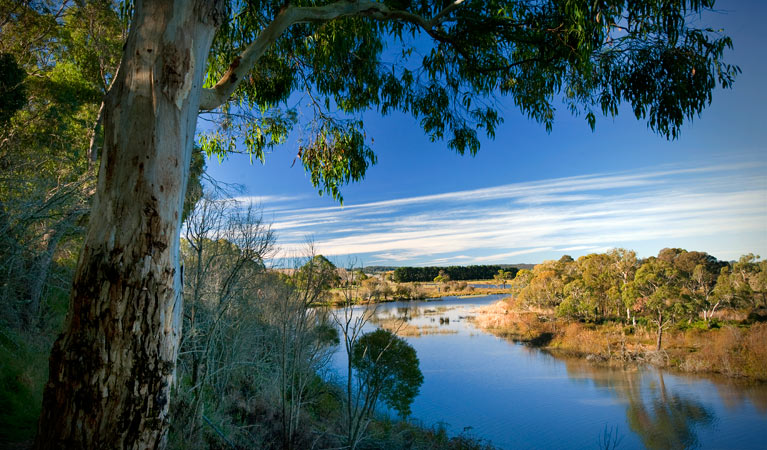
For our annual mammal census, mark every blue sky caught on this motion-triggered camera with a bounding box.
[203,0,767,266]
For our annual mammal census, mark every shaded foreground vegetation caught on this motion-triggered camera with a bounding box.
[1,190,498,449]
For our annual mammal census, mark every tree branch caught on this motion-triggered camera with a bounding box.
[199,0,465,111]
[87,63,120,165]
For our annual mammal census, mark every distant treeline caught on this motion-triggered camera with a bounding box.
[363,266,399,273]
[392,265,519,282]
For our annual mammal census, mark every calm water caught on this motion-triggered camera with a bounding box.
[330,295,767,449]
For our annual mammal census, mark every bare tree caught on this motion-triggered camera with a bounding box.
[261,245,337,449]
[175,193,275,442]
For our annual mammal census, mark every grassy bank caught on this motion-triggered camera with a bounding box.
[472,299,767,381]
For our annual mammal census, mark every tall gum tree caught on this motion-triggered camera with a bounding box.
[35,0,739,448]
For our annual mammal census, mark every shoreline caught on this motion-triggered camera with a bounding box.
[470,300,767,383]
[315,280,511,307]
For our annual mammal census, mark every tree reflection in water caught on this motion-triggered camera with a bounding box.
[563,361,714,449]
[626,371,713,449]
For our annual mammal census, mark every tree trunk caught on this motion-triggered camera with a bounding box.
[656,311,664,351]
[35,1,222,448]
[708,300,721,322]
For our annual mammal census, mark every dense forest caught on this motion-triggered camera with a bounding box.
[392,265,517,283]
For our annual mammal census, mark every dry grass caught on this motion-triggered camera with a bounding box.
[321,280,507,305]
[677,323,767,380]
[472,300,559,346]
[375,318,458,337]
[473,301,767,381]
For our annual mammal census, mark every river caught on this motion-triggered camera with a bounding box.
[329,295,767,449]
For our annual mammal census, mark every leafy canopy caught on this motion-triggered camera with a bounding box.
[199,0,738,202]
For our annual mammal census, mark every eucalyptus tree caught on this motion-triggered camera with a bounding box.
[510,268,534,298]
[687,257,722,322]
[709,266,737,320]
[609,248,639,323]
[730,254,765,310]
[518,258,572,307]
[494,269,513,289]
[578,252,622,318]
[351,328,423,419]
[627,257,686,351]
[36,0,738,448]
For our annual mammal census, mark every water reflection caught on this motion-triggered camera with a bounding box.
[715,381,767,415]
[627,374,714,450]
[559,349,767,449]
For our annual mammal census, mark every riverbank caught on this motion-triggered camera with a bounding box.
[472,299,767,382]
[319,279,510,306]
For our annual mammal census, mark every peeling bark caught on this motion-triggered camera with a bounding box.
[35,1,221,448]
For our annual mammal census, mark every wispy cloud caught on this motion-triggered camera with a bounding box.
[231,194,309,206]
[263,162,767,264]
